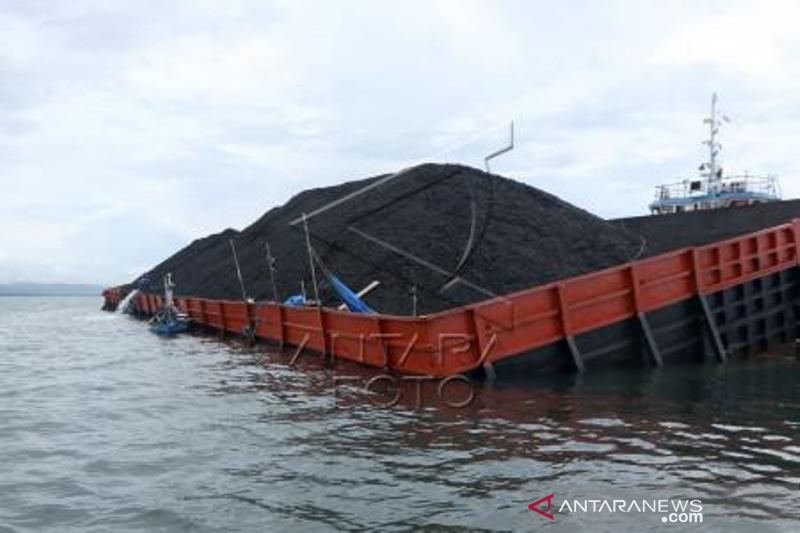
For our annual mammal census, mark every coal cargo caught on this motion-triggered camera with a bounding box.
[614,199,800,256]
[137,163,646,315]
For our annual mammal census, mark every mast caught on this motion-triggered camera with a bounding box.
[702,92,727,192]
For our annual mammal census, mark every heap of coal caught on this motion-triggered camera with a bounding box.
[137,163,646,315]
[613,199,800,256]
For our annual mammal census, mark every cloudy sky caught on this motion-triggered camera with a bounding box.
[1,0,798,285]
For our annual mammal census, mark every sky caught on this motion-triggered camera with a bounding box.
[1,0,799,285]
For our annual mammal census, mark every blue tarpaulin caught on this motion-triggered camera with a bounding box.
[327,274,373,314]
[283,294,306,306]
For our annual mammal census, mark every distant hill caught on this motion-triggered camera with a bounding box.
[0,283,103,296]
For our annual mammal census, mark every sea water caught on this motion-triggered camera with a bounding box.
[0,297,798,532]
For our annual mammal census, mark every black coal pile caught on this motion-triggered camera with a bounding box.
[613,199,800,256]
[137,163,645,315]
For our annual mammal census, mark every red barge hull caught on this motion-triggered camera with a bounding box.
[103,220,800,377]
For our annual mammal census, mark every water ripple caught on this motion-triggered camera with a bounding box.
[0,297,798,532]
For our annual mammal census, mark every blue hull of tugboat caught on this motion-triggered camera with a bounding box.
[150,320,189,336]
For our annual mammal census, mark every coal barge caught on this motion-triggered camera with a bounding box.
[103,98,799,378]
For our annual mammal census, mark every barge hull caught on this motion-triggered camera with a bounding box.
[103,220,800,377]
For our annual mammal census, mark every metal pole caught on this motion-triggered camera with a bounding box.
[302,212,321,304]
[265,241,279,303]
[229,239,247,301]
[709,93,718,181]
[164,273,175,308]
[412,285,418,317]
[484,120,515,173]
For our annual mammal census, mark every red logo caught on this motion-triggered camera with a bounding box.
[528,494,555,520]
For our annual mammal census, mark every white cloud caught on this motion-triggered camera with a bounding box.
[653,1,800,84]
[1,0,798,284]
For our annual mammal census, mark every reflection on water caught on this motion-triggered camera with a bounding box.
[0,297,797,532]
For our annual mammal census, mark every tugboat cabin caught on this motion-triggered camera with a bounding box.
[650,93,781,215]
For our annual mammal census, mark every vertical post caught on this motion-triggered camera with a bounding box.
[277,304,285,349]
[718,286,732,352]
[318,306,328,359]
[557,284,585,372]
[638,313,663,367]
[374,317,390,369]
[690,247,727,360]
[244,301,256,346]
[691,249,703,292]
[699,294,727,362]
[708,94,718,180]
[792,219,800,265]
[218,301,227,339]
[302,213,320,305]
[629,264,663,367]
[265,241,279,303]
[164,273,175,308]
[229,239,247,302]
[757,278,769,352]
[483,361,496,382]
[781,270,797,345]
[742,280,755,355]
[468,308,497,382]
[791,220,800,351]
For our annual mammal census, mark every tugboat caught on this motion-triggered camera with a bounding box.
[149,273,190,336]
[650,93,781,214]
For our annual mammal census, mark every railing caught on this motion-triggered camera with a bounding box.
[653,175,780,202]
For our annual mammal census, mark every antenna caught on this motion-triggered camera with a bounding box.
[702,92,726,188]
[484,120,515,173]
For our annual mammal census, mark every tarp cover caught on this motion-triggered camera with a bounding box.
[328,274,373,313]
[283,294,306,306]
